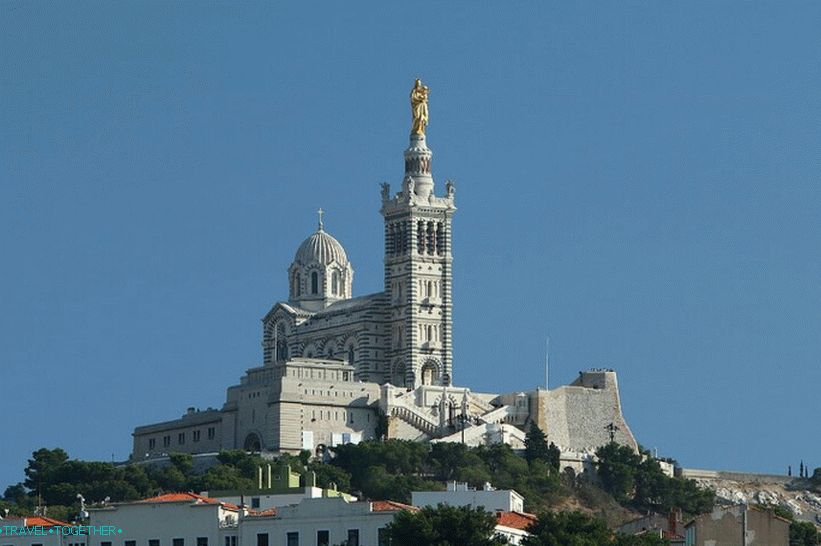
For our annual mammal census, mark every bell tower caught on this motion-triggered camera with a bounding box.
[380,79,456,389]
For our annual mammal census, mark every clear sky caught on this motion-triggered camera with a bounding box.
[2,2,820,492]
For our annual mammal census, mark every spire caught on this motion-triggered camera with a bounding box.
[317,208,325,231]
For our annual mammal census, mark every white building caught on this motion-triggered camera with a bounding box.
[0,516,73,546]
[131,81,638,461]
[85,491,535,546]
[88,493,239,546]
[240,497,407,546]
[412,481,525,513]
[88,493,407,546]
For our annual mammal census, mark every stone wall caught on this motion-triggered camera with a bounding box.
[541,370,637,453]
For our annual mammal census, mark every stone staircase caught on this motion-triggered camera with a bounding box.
[389,404,439,436]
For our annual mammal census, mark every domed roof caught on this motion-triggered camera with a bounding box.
[294,227,349,266]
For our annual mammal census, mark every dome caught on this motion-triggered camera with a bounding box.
[293,227,349,266]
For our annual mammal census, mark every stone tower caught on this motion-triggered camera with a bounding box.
[380,128,456,389]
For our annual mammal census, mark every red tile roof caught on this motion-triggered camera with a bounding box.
[140,492,239,510]
[249,508,278,517]
[371,500,418,512]
[22,516,71,527]
[496,511,538,531]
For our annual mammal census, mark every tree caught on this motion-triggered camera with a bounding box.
[3,483,27,504]
[811,468,821,491]
[790,521,820,546]
[385,504,508,546]
[546,442,561,474]
[522,511,668,546]
[24,448,69,493]
[525,424,550,465]
[595,442,713,515]
[194,465,253,492]
[595,442,641,504]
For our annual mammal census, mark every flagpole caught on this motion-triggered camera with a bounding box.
[545,336,550,391]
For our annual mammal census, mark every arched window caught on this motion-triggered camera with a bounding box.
[276,340,288,362]
[421,361,439,386]
[347,346,355,365]
[293,274,301,296]
[311,271,319,294]
[332,271,339,295]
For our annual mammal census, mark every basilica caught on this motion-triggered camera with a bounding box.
[131,82,637,462]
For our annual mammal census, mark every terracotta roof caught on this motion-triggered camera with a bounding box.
[496,511,538,531]
[140,492,239,510]
[22,516,71,527]
[249,508,278,517]
[371,500,418,512]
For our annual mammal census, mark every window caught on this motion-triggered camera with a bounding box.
[126,541,137,546]
[178,432,185,444]
[149,540,160,546]
[256,534,268,546]
[101,542,112,546]
[286,532,299,546]
[378,528,389,546]
[193,430,200,442]
[347,530,359,546]
[316,531,329,546]
[163,435,171,447]
[251,497,260,508]
[224,538,236,546]
[311,272,319,294]
[174,539,184,546]
[332,271,339,295]
[207,427,215,440]
[148,438,156,449]
[197,538,208,546]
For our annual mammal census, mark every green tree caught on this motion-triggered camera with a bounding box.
[385,504,508,546]
[306,461,352,492]
[811,468,821,491]
[522,511,668,546]
[24,448,69,494]
[595,442,641,504]
[546,442,561,474]
[790,520,820,546]
[525,424,550,465]
[194,465,254,492]
[595,443,713,515]
[3,483,27,504]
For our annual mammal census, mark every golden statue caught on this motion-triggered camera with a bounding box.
[410,78,430,136]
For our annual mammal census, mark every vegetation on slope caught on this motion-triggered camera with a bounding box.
[3,426,718,532]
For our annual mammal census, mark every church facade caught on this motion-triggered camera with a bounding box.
[131,83,637,461]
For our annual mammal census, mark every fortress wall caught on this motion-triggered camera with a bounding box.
[680,468,792,485]
[542,371,638,453]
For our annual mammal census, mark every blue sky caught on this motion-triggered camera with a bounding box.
[2,2,820,492]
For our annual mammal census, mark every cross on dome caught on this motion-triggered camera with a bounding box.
[317,207,324,231]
